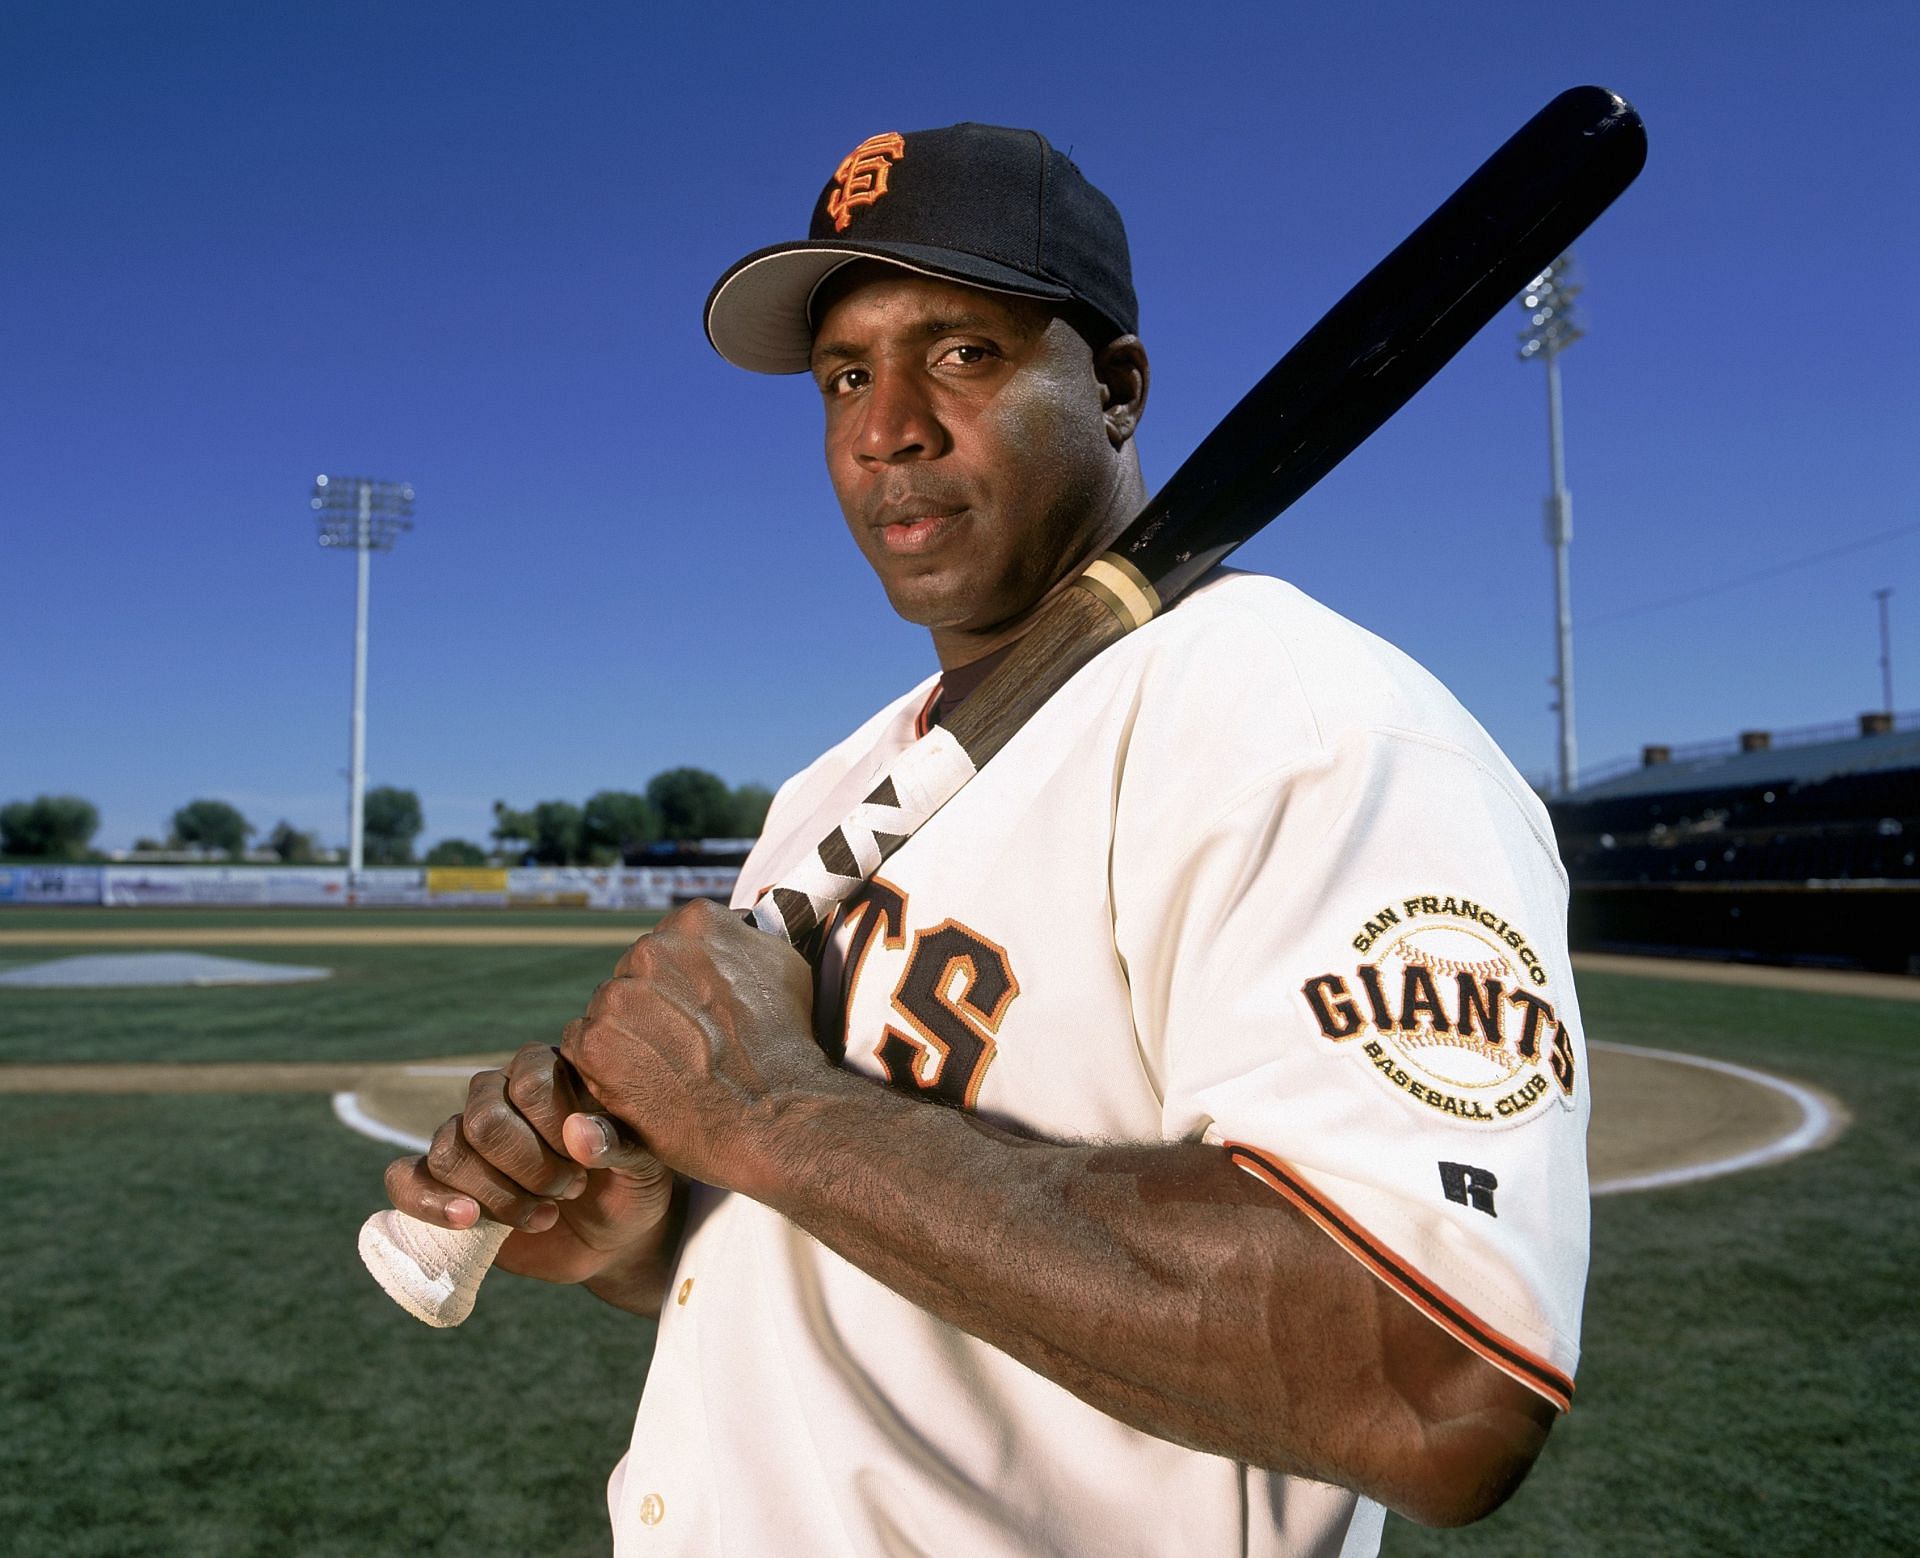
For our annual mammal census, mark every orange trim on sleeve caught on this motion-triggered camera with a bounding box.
[1224,1141,1575,1413]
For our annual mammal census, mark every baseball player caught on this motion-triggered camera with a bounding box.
[385,123,1590,1556]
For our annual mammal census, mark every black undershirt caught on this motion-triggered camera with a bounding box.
[926,639,1021,726]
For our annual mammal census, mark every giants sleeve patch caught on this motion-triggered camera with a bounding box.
[1298,895,1577,1130]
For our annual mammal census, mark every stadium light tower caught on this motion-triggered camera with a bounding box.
[1874,588,1895,713]
[310,475,414,878]
[1517,253,1584,795]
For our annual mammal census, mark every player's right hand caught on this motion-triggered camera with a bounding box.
[383,1041,677,1288]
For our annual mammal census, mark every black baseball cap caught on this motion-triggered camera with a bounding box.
[704,123,1137,375]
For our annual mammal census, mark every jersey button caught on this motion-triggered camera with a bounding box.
[639,1493,665,1527]
[676,1278,694,1306]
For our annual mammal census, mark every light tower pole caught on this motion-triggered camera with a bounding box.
[310,475,414,880]
[1874,588,1895,713]
[1518,254,1584,795]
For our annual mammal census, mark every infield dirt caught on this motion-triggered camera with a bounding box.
[0,1044,1841,1192]
[0,925,1873,1185]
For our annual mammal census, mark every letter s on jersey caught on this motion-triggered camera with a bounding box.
[832,880,1019,1111]
[876,919,1019,1109]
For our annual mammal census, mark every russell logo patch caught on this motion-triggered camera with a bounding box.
[1300,895,1577,1128]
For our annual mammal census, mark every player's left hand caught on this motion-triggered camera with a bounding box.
[559,897,826,1192]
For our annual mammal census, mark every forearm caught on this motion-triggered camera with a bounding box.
[556,900,1550,1519]
[739,1070,1547,1520]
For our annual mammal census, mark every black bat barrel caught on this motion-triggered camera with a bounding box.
[1119,85,1647,611]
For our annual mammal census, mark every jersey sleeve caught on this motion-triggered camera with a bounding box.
[1113,722,1590,1410]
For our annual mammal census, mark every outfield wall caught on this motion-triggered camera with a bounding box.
[0,864,742,910]
[1569,881,1919,975]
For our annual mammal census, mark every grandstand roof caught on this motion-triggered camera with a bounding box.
[1570,727,1920,802]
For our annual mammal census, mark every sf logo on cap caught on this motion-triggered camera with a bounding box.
[827,132,905,231]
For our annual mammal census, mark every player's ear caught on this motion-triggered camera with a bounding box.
[1094,336,1149,448]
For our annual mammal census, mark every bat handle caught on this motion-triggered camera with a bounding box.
[359,726,977,1326]
[357,905,792,1327]
[358,1208,512,1327]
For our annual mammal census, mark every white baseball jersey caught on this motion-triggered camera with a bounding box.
[609,570,1589,1556]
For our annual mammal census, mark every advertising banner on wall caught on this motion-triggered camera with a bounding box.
[100,867,350,906]
[348,868,429,906]
[425,867,510,906]
[599,867,742,909]
[507,867,603,908]
[663,868,743,905]
[3,863,743,910]
[0,865,104,904]
[500,867,743,910]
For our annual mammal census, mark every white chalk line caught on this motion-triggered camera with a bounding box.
[331,1048,1844,1195]
[1588,1040,1840,1195]
[332,1091,432,1152]
[332,1063,488,1150]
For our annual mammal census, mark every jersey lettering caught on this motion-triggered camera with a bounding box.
[1549,1021,1577,1095]
[875,919,1018,1109]
[815,878,908,1062]
[831,880,1018,1109]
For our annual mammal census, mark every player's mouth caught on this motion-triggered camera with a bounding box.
[875,509,966,555]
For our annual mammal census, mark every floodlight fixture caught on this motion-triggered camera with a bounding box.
[1516,255,1585,362]
[309,474,417,886]
[1516,253,1584,796]
[312,474,414,550]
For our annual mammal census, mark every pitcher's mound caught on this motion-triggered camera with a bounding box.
[0,952,332,989]
[332,1044,1847,1196]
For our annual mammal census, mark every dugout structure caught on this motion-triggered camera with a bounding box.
[1549,712,1919,974]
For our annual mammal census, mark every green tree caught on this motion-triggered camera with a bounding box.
[582,790,659,863]
[264,820,320,863]
[528,800,586,865]
[729,783,774,837]
[170,798,252,859]
[647,767,736,842]
[491,801,536,862]
[0,794,100,859]
[425,838,488,867]
[363,786,424,865]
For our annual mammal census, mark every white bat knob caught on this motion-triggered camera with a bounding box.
[358,1211,510,1328]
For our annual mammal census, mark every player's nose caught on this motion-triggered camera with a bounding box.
[854,368,946,466]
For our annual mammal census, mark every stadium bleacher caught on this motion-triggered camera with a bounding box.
[1547,714,1919,973]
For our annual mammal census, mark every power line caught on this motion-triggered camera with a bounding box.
[1587,519,1920,628]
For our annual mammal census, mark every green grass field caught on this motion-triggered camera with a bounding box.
[0,909,661,1065]
[3,915,1916,1554]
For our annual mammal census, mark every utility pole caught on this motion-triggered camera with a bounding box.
[1518,254,1584,795]
[1874,587,1895,713]
[310,475,414,882]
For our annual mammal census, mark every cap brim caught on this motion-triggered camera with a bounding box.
[704,241,1075,375]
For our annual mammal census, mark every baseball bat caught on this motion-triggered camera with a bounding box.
[360,85,1646,1325]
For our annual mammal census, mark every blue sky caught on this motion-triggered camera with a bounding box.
[4,1,1914,851]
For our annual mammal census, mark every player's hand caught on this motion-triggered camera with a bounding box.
[382,1041,676,1287]
[560,897,826,1193]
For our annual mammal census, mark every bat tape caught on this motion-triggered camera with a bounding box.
[1077,552,1161,631]
[752,726,977,942]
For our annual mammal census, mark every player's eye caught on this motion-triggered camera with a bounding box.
[935,343,991,368]
[822,365,870,396]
